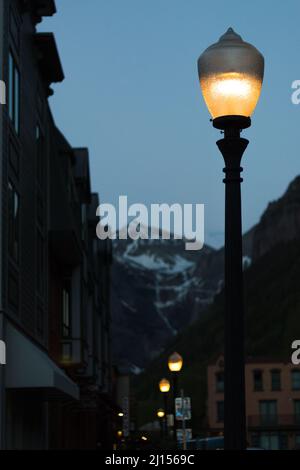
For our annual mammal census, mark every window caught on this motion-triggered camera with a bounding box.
[253,370,263,391]
[62,280,71,338]
[36,231,45,296]
[216,401,224,423]
[292,370,300,391]
[36,125,44,185]
[216,371,224,393]
[36,306,44,338]
[259,432,286,450]
[9,8,20,50]
[61,342,72,363]
[8,181,19,262]
[259,400,277,425]
[294,400,300,424]
[9,139,19,177]
[81,204,87,241]
[8,269,19,311]
[8,51,20,134]
[271,369,281,391]
[250,433,260,448]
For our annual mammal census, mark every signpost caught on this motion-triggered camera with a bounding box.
[175,391,192,450]
[175,396,191,421]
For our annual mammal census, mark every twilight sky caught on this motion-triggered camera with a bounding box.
[39,0,300,248]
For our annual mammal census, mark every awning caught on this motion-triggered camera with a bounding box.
[5,323,79,401]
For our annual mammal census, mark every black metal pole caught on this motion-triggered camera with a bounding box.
[159,418,164,438]
[173,373,178,443]
[163,393,168,437]
[213,115,250,450]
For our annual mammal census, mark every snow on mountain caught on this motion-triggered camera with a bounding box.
[111,235,221,372]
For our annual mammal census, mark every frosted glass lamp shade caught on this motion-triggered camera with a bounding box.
[198,28,264,119]
[168,352,183,372]
[159,378,171,393]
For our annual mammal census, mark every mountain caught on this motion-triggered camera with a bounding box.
[134,238,300,432]
[111,176,300,374]
[252,176,300,260]
[111,236,220,372]
[133,176,300,431]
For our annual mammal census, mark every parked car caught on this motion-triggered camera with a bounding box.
[179,437,264,450]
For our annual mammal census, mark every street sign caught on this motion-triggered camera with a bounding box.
[177,428,192,442]
[175,397,191,420]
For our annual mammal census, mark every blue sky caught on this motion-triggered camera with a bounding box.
[39,0,300,248]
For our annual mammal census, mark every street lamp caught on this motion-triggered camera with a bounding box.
[159,378,171,393]
[197,27,264,450]
[168,352,183,373]
[157,409,165,438]
[159,378,170,436]
[168,352,183,443]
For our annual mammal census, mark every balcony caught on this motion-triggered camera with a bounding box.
[248,414,300,430]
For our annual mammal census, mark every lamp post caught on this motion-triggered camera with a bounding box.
[197,28,264,450]
[157,409,165,438]
[168,352,183,443]
[159,378,170,436]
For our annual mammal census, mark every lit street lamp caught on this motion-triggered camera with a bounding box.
[197,27,264,450]
[157,409,165,438]
[168,352,183,442]
[159,378,170,436]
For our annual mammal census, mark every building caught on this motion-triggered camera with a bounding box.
[0,0,115,449]
[207,355,300,450]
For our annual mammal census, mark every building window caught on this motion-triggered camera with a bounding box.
[216,371,224,393]
[36,306,44,338]
[271,369,281,391]
[216,401,224,423]
[259,400,277,426]
[36,230,45,296]
[8,269,19,311]
[81,204,87,241]
[8,181,19,262]
[62,280,71,338]
[10,9,20,49]
[294,400,300,425]
[253,369,263,391]
[8,51,20,134]
[61,342,72,363]
[9,139,19,177]
[295,433,300,450]
[36,125,44,184]
[292,370,300,391]
[250,433,260,448]
[259,432,284,450]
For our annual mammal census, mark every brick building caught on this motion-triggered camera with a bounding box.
[0,0,116,449]
[207,355,300,450]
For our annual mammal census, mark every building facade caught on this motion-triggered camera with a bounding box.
[0,0,115,449]
[207,355,300,450]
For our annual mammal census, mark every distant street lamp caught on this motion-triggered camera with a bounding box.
[197,27,264,450]
[157,409,165,438]
[168,352,183,373]
[168,352,183,442]
[159,378,171,393]
[159,378,170,436]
